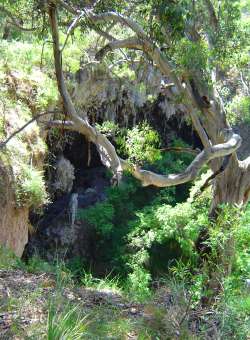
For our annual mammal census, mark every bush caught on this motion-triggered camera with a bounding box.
[125,122,161,164]
[15,164,48,209]
[0,246,24,270]
[227,95,250,124]
[126,265,152,302]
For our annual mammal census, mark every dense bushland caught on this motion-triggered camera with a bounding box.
[0,0,250,338]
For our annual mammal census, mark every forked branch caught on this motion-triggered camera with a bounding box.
[48,2,242,188]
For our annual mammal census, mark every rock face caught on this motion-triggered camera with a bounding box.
[0,161,29,257]
[26,167,109,262]
[72,63,170,126]
[0,68,49,257]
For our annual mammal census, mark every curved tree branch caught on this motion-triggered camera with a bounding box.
[126,133,241,187]
[95,37,143,60]
[48,2,123,181]
[61,12,84,52]
[48,1,243,189]
[46,119,241,188]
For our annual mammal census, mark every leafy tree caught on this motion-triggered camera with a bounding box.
[1,0,250,289]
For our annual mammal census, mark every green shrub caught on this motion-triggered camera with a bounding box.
[0,246,24,270]
[77,202,114,236]
[126,265,152,302]
[125,122,161,164]
[227,95,250,124]
[76,141,195,280]
[81,271,121,293]
[15,164,48,209]
[234,203,250,278]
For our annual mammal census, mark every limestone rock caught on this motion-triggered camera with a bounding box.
[0,161,28,257]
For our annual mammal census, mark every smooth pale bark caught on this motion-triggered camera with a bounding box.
[47,2,250,282]
[48,2,250,204]
[47,1,250,291]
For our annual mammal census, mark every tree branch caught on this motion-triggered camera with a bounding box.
[0,5,38,31]
[95,37,143,60]
[160,147,200,155]
[125,133,241,187]
[48,2,242,189]
[43,120,76,130]
[87,11,147,39]
[56,0,79,15]
[61,12,84,53]
[48,2,123,182]
[202,0,219,33]
[0,111,57,149]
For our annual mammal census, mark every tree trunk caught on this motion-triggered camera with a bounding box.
[200,154,250,300]
[212,155,250,209]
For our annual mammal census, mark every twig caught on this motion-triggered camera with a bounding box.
[0,111,58,150]
[40,40,53,69]
[61,12,84,53]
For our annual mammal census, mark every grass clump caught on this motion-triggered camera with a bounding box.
[47,304,87,340]
[0,246,24,270]
[15,164,48,209]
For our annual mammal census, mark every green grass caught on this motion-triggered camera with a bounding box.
[47,304,88,340]
[0,246,24,270]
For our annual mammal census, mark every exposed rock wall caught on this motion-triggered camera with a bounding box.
[0,68,50,257]
[0,160,29,257]
[72,63,181,127]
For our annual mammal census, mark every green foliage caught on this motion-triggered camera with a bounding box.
[126,265,152,302]
[96,122,163,166]
[15,164,48,209]
[81,271,121,293]
[208,205,241,262]
[95,121,120,136]
[78,202,114,236]
[126,194,208,275]
[0,246,24,270]
[25,255,55,274]
[47,304,87,340]
[76,141,195,302]
[174,39,209,77]
[124,122,161,164]
[153,139,195,176]
[210,0,249,70]
[227,95,250,124]
[218,288,250,339]
[234,208,250,279]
